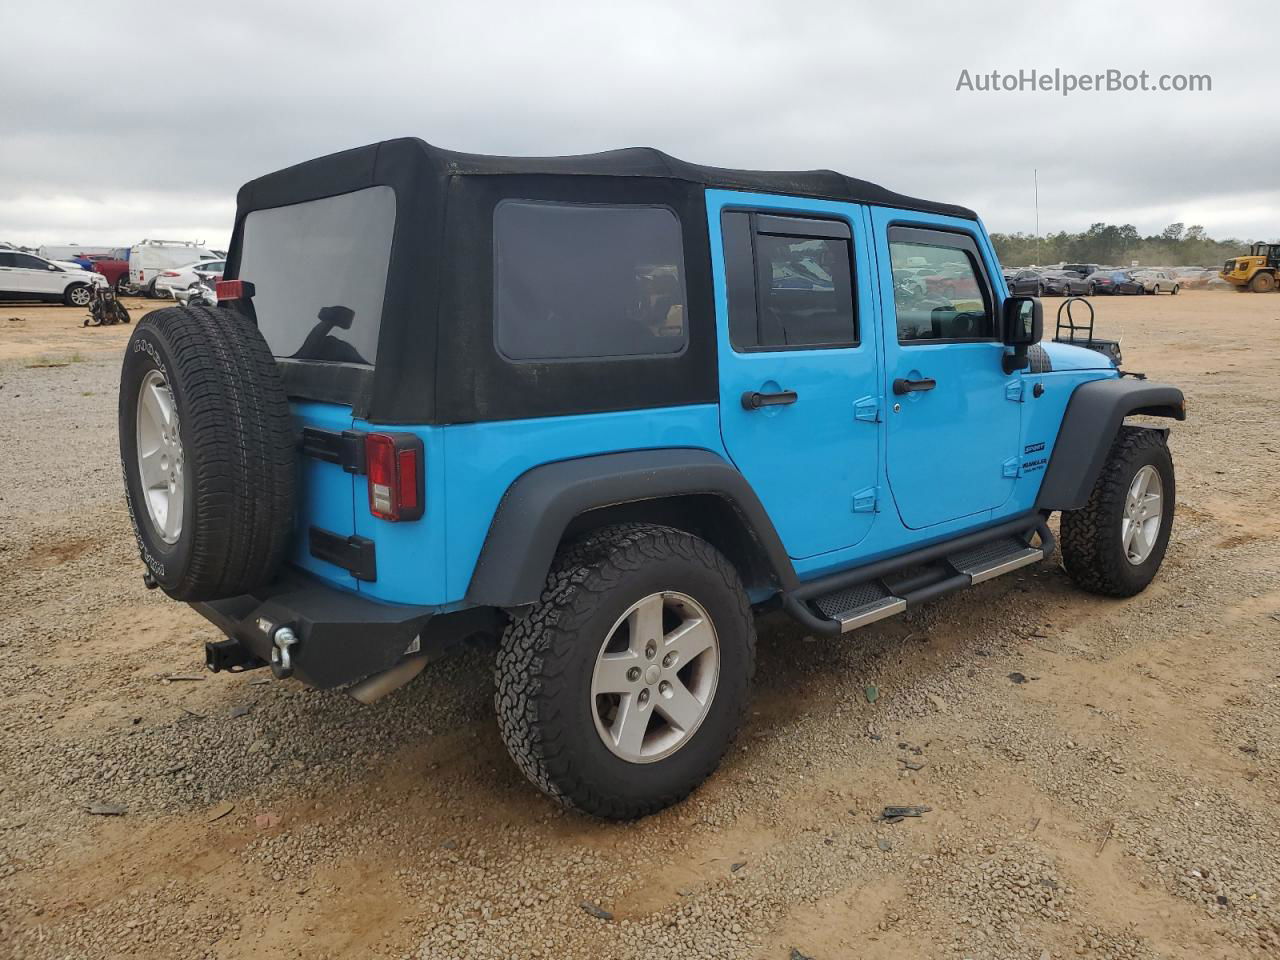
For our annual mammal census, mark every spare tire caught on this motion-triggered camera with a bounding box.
[119,304,296,601]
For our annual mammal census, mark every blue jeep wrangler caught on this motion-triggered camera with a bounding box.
[118,139,1185,819]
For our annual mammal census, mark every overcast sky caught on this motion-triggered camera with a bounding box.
[2,0,1274,248]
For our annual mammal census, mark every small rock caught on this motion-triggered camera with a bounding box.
[864,685,879,704]
[87,802,127,816]
[925,693,946,712]
[228,704,251,719]
[1008,672,1029,684]
[791,950,815,960]
[580,901,613,921]
[877,837,892,852]
[206,801,235,822]
[730,861,747,873]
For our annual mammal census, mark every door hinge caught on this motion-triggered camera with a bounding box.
[1001,456,1021,478]
[1004,380,1025,402]
[853,395,881,423]
[852,486,879,513]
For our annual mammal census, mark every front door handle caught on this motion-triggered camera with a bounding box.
[892,377,937,395]
[741,389,798,410]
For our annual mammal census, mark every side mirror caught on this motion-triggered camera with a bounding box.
[1001,295,1043,372]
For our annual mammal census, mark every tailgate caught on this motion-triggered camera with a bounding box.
[290,401,360,590]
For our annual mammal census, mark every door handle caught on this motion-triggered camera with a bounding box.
[892,377,937,395]
[741,389,798,410]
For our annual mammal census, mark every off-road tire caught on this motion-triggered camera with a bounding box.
[64,283,91,307]
[119,304,295,601]
[1250,271,1276,293]
[1060,427,1175,597]
[495,523,755,819]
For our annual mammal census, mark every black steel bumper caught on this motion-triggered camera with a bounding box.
[192,569,435,689]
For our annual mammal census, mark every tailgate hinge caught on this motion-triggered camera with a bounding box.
[853,395,881,423]
[301,427,367,474]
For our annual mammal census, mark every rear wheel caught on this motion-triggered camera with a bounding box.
[64,283,91,307]
[119,305,296,600]
[1171,284,1179,295]
[495,524,755,819]
[1060,427,1175,597]
[1250,271,1276,293]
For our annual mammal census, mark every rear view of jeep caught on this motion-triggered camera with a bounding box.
[119,138,1185,819]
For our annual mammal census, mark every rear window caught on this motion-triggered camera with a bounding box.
[238,185,396,366]
[493,200,687,361]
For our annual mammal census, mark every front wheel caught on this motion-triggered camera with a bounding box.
[65,283,92,307]
[495,524,755,819]
[1060,427,1175,597]
[1171,284,1179,295]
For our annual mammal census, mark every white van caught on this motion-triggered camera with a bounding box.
[129,240,218,297]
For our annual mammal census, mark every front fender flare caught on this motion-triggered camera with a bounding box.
[1036,378,1186,511]
[464,448,797,608]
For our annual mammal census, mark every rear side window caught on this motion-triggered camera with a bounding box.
[721,211,857,351]
[493,201,687,361]
[238,185,396,366]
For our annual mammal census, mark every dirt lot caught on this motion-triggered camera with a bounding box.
[1,291,1278,960]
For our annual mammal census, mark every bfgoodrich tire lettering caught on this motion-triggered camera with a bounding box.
[1060,427,1175,597]
[118,305,296,601]
[495,524,755,819]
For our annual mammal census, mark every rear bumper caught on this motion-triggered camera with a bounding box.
[192,569,435,689]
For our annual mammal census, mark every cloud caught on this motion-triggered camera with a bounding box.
[1,0,1274,246]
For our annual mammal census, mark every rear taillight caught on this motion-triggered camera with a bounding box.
[214,279,255,301]
[162,270,180,277]
[365,433,424,522]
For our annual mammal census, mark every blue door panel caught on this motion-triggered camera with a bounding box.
[288,401,358,590]
[707,190,882,560]
[868,207,1022,530]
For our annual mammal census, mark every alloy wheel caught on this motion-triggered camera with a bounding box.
[590,591,720,763]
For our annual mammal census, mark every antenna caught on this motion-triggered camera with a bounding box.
[1034,168,1040,265]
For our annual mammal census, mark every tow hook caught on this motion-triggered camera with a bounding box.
[269,626,299,679]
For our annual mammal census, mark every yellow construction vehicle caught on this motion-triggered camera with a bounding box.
[1221,242,1280,292]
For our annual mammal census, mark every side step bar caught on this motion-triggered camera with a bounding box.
[783,515,1055,636]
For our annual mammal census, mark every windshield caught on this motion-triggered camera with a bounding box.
[237,186,396,366]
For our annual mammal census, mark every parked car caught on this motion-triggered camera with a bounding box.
[117,138,1185,819]
[1086,270,1145,295]
[155,259,227,298]
[1133,270,1180,294]
[1007,269,1049,295]
[84,250,132,292]
[0,250,109,305]
[129,239,220,298]
[1039,270,1093,296]
[1062,263,1102,279]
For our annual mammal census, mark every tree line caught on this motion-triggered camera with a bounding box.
[989,222,1264,269]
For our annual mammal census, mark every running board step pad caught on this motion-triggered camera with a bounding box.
[812,581,907,634]
[807,535,1045,634]
[948,536,1045,584]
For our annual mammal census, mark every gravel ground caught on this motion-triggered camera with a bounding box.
[1,291,1277,960]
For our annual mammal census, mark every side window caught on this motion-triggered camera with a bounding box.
[722,211,856,350]
[13,254,51,270]
[0,253,15,267]
[887,227,994,344]
[494,201,687,361]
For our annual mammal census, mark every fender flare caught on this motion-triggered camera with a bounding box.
[464,448,797,608]
[1036,378,1186,511]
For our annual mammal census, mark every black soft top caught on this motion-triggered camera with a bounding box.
[238,138,976,220]
[229,139,979,425]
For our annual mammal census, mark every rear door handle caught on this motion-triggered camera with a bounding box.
[741,389,798,410]
[892,377,937,395]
